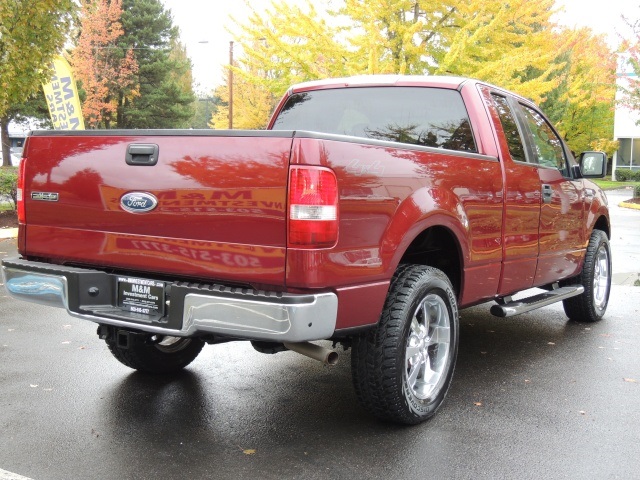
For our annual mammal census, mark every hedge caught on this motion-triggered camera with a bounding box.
[615,169,640,181]
[0,167,18,210]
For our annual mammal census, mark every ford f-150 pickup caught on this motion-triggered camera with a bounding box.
[1,75,611,424]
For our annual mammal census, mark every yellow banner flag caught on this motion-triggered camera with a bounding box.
[42,56,85,130]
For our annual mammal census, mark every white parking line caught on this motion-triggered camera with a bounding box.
[0,469,33,480]
[0,228,18,239]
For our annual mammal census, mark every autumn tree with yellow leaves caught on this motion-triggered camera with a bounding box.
[540,28,617,154]
[434,0,563,103]
[211,3,348,129]
[209,73,276,130]
[212,0,616,154]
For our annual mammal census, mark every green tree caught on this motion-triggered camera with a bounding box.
[0,0,75,165]
[0,167,18,209]
[189,94,220,129]
[116,0,195,128]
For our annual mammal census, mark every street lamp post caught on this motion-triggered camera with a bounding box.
[229,40,234,130]
[195,39,234,129]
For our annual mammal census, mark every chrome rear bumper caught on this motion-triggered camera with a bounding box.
[1,257,338,342]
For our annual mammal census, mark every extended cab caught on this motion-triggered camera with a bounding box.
[2,76,611,424]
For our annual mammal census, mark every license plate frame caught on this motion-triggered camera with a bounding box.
[117,276,165,316]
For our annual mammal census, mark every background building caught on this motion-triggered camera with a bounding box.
[2,120,46,166]
[613,55,640,178]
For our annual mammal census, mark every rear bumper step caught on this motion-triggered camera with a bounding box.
[490,285,584,318]
[1,257,337,342]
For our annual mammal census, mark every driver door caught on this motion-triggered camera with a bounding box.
[516,104,586,286]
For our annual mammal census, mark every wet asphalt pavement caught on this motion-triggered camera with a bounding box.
[1,190,639,480]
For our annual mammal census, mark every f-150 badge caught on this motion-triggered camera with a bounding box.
[31,192,59,201]
[120,192,158,213]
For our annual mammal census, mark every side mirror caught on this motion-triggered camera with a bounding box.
[579,151,607,178]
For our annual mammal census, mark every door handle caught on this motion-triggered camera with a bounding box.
[541,184,553,204]
[126,144,159,166]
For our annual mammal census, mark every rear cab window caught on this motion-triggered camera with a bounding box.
[272,86,477,153]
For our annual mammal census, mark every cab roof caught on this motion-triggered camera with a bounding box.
[289,75,472,94]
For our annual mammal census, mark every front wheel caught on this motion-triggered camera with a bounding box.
[563,229,611,322]
[105,332,205,374]
[351,265,459,425]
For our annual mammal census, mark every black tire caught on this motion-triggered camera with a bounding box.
[105,333,205,374]
[563,229,611,322]
[351,265,459,425]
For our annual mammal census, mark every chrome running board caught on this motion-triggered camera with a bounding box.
[490,285,584,318]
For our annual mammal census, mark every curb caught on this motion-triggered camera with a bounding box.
[619,201,640,211]
[0,228,18,239]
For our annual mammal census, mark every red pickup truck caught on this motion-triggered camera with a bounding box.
[2,76,611,424]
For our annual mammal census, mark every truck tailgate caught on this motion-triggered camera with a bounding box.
[21,130,293,285]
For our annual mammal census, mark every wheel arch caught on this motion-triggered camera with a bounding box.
[380,187,469,300]
[395,223,464,300]
[592,214,610,239]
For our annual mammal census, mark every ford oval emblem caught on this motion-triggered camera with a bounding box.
[120,192,158,213]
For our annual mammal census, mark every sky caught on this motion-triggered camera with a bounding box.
[160,0,634,94]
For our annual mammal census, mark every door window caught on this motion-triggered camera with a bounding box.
[520,105,568,176]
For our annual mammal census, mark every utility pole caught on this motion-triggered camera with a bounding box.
[229,40,234,130]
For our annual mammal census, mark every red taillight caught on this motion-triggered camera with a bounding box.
[17,156,26,223]
[288,166,338,248]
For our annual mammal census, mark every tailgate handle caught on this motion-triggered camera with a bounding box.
[126,144,159,166]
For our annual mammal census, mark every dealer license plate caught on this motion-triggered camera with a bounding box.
[117,277,165,315]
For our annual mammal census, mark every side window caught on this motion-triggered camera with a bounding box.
[520,105,567,174]
[491,94,527,163]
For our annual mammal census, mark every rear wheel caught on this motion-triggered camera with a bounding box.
[105,332,204,374]
[351,265,459,425]
[563,229,611,322]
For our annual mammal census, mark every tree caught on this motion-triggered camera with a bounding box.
[434,0,562,104]
[618,15,640,117]
[227,0,618,141]
[212,2,350,128]
[72,0,138,128]
[2,92,52,150]
[239,2,350,94]
[541,27,617,154]
[116,0,195,128]
[339,0,455,75]
[189,94,220,129]
[210,72,275,129]
[0,0,75,165]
